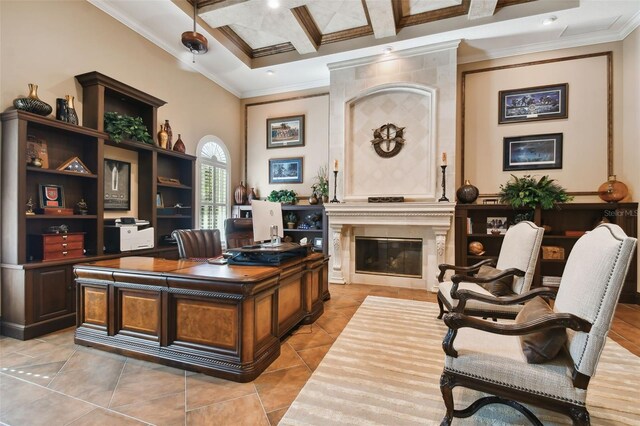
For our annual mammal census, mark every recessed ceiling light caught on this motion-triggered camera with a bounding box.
[266,70,275,76]
[382,46,393,55]
[267,0,280,9]
[542,16,557,25]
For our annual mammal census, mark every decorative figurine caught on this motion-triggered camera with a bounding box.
[26,197,35,215]
[76,198,88,215]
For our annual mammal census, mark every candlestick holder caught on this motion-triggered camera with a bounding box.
[438,165,449,202]
[330,170,339,203]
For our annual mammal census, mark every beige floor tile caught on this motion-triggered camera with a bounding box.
[186,394,269,426]
[266,407,289,425]
[254,365,311,412]
[112,392,185,425]
[286,325,334,351]
[296,344,332,371]
[109,362,185,409]
[264,342,304,373]
[315,312,350,335]
[1,360,66,386]
[36,327,76,346]
[186,373,256,410]
[66,407,149,425]
[0,373,50,416]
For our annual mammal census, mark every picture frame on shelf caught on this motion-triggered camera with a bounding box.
[486,217,508,235]
[57,156,92,174]
[267,115,305,149]
[313,237,323,250]
[269,157,303,184]
[156,192,164,208]
[39,184,65,209]
[104,159,131,210]
[503,133,563,171]
[26,135,49,168]
[499,83,568,124]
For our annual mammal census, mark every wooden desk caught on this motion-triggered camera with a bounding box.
[74,254,329,382]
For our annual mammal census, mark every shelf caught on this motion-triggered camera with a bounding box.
[157,215,192,219]
[541,259,566,263]
[158,183,192,190]
[467,233,505,238]
[27,167,98,179]
[284,228,322,233]
[104,138,155,152]
[26,215,98,220]
[0,109,107,139]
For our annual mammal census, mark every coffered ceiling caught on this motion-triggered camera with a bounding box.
[89,0,640,98]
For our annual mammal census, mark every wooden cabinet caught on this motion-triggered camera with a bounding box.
[455,203,638,303]
[231,204,328,255]
[1,72,195,339]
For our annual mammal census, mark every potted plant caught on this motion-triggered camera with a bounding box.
[311,165,329,203]
[499,174,573,221]
[104,112,153,144]
[267,189,297,204]
[285,211,298,229]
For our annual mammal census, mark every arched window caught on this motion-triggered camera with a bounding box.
[196,137,230,240]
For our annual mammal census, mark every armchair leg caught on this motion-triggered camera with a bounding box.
[569,406,590,426]
[440,372,456,426]
[437,294,445,319]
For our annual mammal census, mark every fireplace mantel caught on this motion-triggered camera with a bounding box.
[324,202,454,290]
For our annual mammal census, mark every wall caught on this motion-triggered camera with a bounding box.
[244,91,329,200]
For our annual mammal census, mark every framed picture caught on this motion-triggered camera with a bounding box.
[104,159,131,210]
[503,133,563,171]
[267,115,305,149]
[487,217,508,234]
[499,83,568,124]
[313,237,323,250]
[156,192,164,207]
[269,157,303,184]
[39,184,65,209]
[26,135,49,168]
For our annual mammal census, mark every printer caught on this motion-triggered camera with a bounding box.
[104,218,154,252]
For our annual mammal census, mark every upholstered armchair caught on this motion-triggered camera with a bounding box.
[437,221,544,319]
[225,218,254,249]
[172,229,222,259]
[439,223,637,425]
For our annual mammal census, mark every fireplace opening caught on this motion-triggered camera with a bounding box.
[355,237,422,278]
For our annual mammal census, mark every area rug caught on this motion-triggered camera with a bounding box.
[281,296,640,425]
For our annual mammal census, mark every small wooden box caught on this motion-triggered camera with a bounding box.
[542,246,565,260]
[29,232,85,261]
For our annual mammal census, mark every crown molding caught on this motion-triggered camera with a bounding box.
[240,78,330,99]
[620,9,640,39]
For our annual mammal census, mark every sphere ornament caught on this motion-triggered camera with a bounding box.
[456,179,479,204]
[597,175,628,203]
[468,241,485,256]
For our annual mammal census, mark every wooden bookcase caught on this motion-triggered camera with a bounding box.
[0,72,195,339]
[455,203,638,303]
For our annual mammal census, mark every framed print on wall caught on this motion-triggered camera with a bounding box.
[267,115,305,148]
[503,133,563,171]
[269,157,303,184]
[104,159,131,210]
[499,83,568,124]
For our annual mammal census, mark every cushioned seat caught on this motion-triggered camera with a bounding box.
[224,218,254,249]
[437,221,544,319]
[172,229,222,259]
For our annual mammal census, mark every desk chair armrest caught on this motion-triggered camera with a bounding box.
[438,258,495,283]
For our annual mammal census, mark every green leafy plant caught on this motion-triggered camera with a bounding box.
[267,189,297,204]
[104,112,153,144]
[311,165,329,198]
[499,174,573,210]
[285,212,298,224]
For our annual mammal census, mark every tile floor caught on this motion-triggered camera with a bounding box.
[1,283,639,425]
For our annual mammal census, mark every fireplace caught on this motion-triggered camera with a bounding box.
[355,237,422,278]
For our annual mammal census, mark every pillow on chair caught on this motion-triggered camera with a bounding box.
[476,265,516,297]
[515,296,567,363]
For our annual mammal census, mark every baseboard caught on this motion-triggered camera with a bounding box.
[0,314,75,340]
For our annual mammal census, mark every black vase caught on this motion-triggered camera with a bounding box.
[14,84,53,116]
[65,95,78,125]
[456,179,479,204]
[56,98,68,122]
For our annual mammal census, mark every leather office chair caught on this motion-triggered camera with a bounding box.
[172,229,222,259]
[225,218,254,249]
[437,221,544,320]
[439,223,637,425]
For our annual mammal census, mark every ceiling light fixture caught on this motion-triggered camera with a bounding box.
[382,46,393,55]
[182,0,208,63]
[268,0,280,9]
[542,15,557,25]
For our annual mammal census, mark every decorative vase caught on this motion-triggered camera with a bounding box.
[248,187,258,204]
[14,84,53,116]
[157,125,168,149]
[322,195,329,204]
[598,175,628,202]
[308,194,318,205]
[55,98,68,122]
[173,134,186,153]
[163,120,173,150]
[234,182,248,205]
[456,179,479,204]
[65,95,78,125]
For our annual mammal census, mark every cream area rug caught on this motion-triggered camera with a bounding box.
[281,296,640,425]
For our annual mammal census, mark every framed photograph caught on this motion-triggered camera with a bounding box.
[156,192,164,208]
[487,217,508,235]
[269,157,303,184]
[499,83,568,124]
[39,184,65,209]
[104,159,131,210]
[26,135,49,168]
[503,133,563,171]
[313,237,323,250]
[267,115,305,149]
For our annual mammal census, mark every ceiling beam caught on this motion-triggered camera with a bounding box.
[364,0,397,39]
[468,0,498,20]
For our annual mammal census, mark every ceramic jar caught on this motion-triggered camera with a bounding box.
[598,175,628,202]
[14,84,53,116]
[456,179,479,204]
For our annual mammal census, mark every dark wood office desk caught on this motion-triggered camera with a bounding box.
[74,254,329,382]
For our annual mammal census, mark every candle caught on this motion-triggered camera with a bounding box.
[441,152,447,166]
[334,159,339,171]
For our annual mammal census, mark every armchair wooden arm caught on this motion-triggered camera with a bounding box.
[442,311,592,358]
[449,268,525,302]
[454,286,557,313]
[437,258,495,283]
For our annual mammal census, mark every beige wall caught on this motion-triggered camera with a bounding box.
[244,92,329,200]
